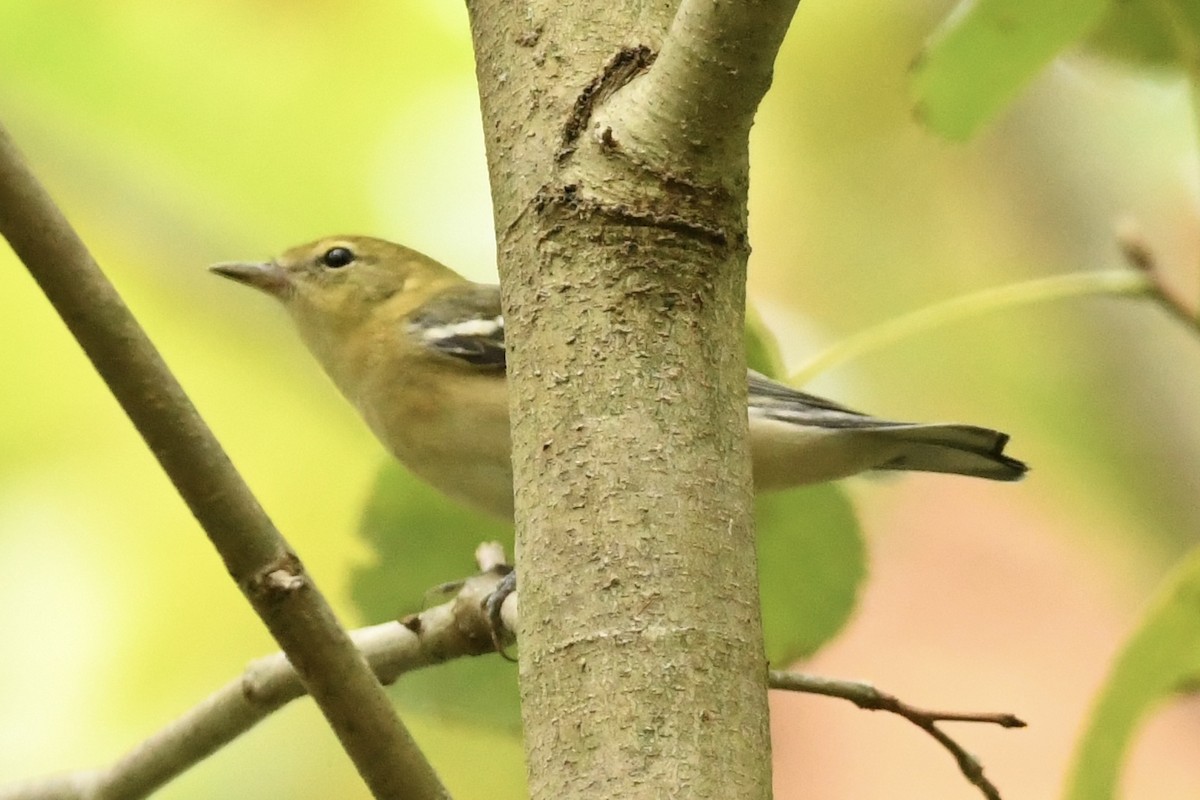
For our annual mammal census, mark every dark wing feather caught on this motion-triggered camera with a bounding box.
[747,370,860,414]
[747,370,910,429]
[406,283,506,369]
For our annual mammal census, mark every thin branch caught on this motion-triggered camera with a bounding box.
[0,123,447,800]
[1116,220,1200,337]
[3,544,1020,800]
[788,269,1153,386]
[769,670,1023,800]
[0,545,516,800]
[788,224,1200,388]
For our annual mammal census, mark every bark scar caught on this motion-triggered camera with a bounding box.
[244,552,308,605]
[535,183,731,248]
[559,45,657,162]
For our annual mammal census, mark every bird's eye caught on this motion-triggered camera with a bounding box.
[320,246,355,269]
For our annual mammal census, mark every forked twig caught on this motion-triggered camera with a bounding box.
[769,670,1024,800]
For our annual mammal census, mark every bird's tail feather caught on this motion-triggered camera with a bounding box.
[874,424,1027,481]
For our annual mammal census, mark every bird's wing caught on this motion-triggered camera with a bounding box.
[746,370,909,429]
[403,298,926,434]
[406,283,507,369]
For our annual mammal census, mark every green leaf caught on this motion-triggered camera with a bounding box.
[757,484,865,664]
[1084,0,1200,71]
[746,304,787,376]
[352,463,521,729]
[912,0,1111,140]
[355,461,866,707]
[747,311,866,663]
[1064,546,1200,800]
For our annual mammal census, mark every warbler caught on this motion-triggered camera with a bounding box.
[211,236,1026,518]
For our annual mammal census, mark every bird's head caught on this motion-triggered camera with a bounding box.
[211,235,462,382]
[213,235,455,317]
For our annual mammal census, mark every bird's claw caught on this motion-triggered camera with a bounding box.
[483,566,516,661]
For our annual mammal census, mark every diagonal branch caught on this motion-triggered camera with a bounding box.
[769,670,1024,800]
[0,546,516,800]
[2,542,1020,800]
[0,123,447,800]
[1116,220,1200,337]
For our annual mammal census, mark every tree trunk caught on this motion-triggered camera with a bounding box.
[465,1,798,796]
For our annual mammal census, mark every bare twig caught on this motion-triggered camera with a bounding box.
[0,123,447,800]
[769,670,1024,800]
[3,541,1021,800]
[1116,220,1200,337]
[0,546,516,800]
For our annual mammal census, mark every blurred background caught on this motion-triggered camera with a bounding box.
[1,1,1197,798]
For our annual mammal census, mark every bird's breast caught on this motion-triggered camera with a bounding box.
[359,367,515,518]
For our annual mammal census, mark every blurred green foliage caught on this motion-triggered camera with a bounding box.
[354,463,522,730]
[354,459,865,727]
[1086,0,1200,70]
[912,0,1111,140]
[913,0,1200,140]
[1,1,1198,799]
[1065,547,1200,800]
[746,312,866,664]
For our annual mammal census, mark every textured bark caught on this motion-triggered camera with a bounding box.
[465,1,799,797]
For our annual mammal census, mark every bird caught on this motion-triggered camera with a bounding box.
[210,235,1026,520]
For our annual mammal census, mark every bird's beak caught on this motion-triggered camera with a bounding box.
[209,260,292,299]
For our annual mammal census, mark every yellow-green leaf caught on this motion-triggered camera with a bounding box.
[1085,0,1200,71]
[912,0,1111,140]
[1064,546,1200,800]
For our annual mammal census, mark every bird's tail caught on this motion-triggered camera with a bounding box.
[873,423,1028,481]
